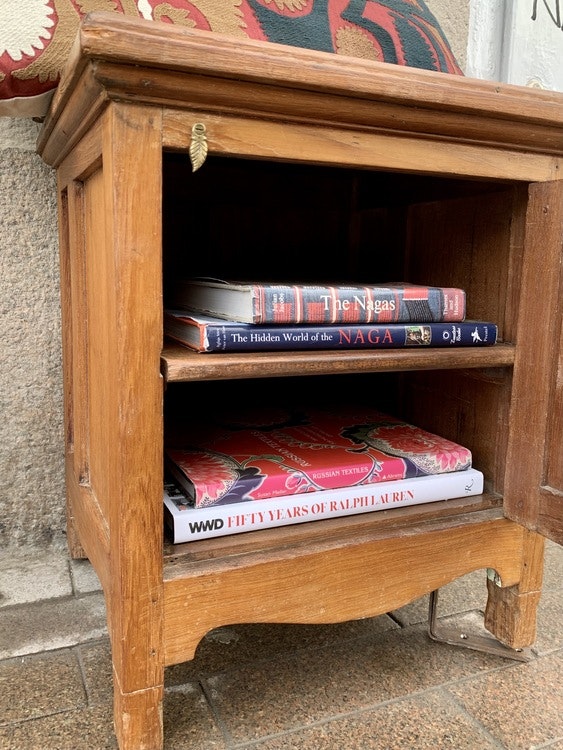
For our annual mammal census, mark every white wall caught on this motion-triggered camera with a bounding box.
[468,0,563,91]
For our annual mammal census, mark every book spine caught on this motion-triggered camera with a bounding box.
[441,288,466,322]
[254,285,466,324]
[180,321,497,352]
[164,469,484,543]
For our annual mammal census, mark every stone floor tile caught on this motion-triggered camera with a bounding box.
[535,589,563,655]
[78,640,113,706]
[0,548,71,607]
[543,540,563,592]
[163,685,228,750]
[167,615,399,684]
[77,640,233,748]
[447,650,563,750]
[390,568,488,626]
[0,671,225,750]
[69,558,102,595]
[0,704,118,750]
[0,592,107,659]
[248,690,500,750]
[0,649,85,724]
[1,540,561,750]
[202,625,506,744]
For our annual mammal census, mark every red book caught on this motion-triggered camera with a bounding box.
[165,405,472,508]
[168,279,466,324]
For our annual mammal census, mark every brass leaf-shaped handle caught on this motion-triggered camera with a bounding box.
[189,123,208,172]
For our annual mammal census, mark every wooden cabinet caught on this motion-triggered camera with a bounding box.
[38,12,563,750]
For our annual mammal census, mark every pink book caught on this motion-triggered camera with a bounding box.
[165,405,472,508]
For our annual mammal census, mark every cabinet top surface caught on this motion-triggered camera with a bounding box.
[38,10,563,167]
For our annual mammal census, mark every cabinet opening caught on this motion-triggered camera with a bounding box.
[163,370,509,503]
[162,152,525,340]
[161,153,524,522]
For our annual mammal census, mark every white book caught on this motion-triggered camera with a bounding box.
[163,468,484,543]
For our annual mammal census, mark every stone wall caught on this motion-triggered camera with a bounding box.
[426,0,469,72]
[0,119,65,547]
[0,3,470,550]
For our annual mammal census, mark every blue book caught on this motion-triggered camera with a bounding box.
[165,311,497,353]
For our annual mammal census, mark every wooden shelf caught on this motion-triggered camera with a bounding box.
[161,342,516,382]
[163,492,503,567]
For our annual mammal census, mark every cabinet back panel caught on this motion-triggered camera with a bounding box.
[405,188,523,332]
[398,369,511,493]
[162,154,513,299]
[163,156,380,282]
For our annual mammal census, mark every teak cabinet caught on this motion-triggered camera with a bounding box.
[38,12,563,750]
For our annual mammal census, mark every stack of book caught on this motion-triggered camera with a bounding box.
[164,278,498,352]
[163,403,484,543]
[162,279,491,543]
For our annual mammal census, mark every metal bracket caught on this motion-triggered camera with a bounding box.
[427,590,534,662]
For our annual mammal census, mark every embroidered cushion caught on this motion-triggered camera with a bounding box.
[0,1,463,118]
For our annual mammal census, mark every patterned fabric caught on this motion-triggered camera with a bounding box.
[0,1,463,118]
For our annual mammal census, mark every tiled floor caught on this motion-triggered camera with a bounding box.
[1,541,562,750]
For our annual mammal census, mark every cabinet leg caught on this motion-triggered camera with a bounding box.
[484,530,545,649]
[113,677,164,750]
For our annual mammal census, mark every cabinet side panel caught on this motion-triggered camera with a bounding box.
[504,180,563,544]
[405,187,520,328]
[58,183,88,558]
[545,256,563,494]
[83,167,113,522]
[399,369,510,493]
[65,182,91,488]
[539,196,563,543]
